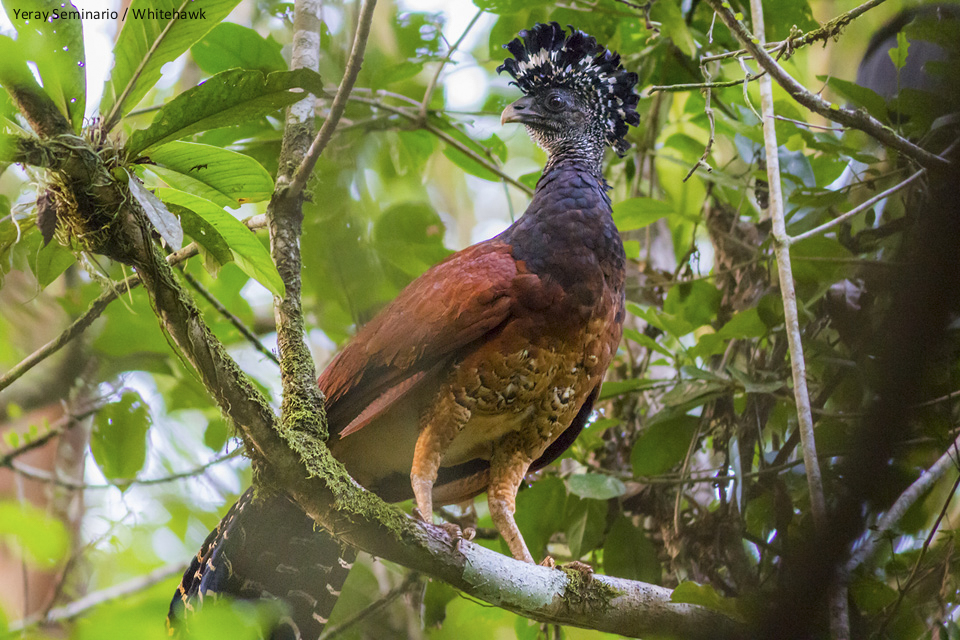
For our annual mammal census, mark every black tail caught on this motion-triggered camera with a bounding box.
[168,487,356,640]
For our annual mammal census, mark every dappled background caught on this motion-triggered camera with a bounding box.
[1,0,959,637]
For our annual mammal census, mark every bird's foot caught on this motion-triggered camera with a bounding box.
[412,506,435,524]
[438,521,476,551]
[413,508,475,551]
[539,556,556,568]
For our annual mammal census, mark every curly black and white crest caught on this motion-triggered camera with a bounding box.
[497,22,640,154]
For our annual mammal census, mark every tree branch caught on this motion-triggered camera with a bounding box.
[0,215,268,394]
[747,0,826,534]
[418,9,485,123]
[345,94,534,196]
[182,270,278,366]
[789,170,924,244]
[288,0,378,198]
[703,0,949,169]
[9,561,190,631]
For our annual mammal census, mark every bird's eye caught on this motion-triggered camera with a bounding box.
[545,93,566,111]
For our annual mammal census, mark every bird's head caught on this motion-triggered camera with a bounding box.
[498,22,640,164]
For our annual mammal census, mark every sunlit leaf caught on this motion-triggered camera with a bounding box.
[156,188,283,296]
[91,391,152,485]
[191,21,287,75]
[566,473,626,500]
[101,0,243,127]
[127,68,323,155]
[128,173,184,250]
[143,141,274,208]
[3,0,85,131]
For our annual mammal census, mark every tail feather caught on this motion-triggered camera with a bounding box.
[168,487,356,640]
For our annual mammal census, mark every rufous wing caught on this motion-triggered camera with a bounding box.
[318,240,521,435]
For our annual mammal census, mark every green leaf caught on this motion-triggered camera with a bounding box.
[514,476,567,560]
[191,22,287,75]
[442,146,500,182]
[101,0,243,127]
[32,237,76,287]
[604,517,660,584]
[204,417,229,451]
[372,202,450,281]
[564,497,606,558]
[128,173,184,250]
[613,197,674,232]
[156,188,284,296]
[0,501,69,567]
[889,31,910,71]
[566,473,626,500]
[631,414,699,477]
[650,0,696,57]
[0,35,60,125]
[127,68,323,155]
[143,141,274,208]
[821,77,888,122]
[672,581,742,619]
[4,0,85,131]
[850,575,898,614]
[664,280,723,329]
[372,60,424,88]
[91,391,151,485]
[718,308,767,339]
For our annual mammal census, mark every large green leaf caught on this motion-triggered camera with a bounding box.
[101,0,242,129]
[631,414,700,477]
[126,68,323,155]
[566,473,626,500]
[91,391,152,485]
[3,0,85,131]
[191,22,287,75]
[604,517,661,584]
[564,497,606,559]
[156,188,283,296]
[144,141,274,208]
[613,197,674,232]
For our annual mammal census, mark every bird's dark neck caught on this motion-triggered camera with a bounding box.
[541,140,606,181]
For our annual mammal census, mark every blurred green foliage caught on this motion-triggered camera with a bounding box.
[0,0,958,637]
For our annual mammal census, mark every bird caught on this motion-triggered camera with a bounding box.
[168,22,640,639]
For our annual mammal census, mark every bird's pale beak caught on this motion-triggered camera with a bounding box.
[501,96,537,125]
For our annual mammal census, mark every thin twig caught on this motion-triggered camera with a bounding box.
[346,94,534,195]
[8,447,243,490]
[320,572,422,639]
[9,561,189,630]
[878,465,960,635]
[748,0,827,539]
[772,114,845,131]
[182,271,279,366]
[418,9,484,123]
[648,73,764,94]
[288,0,378,198]
[0,407,99,468]
[683,60,717,181]
[789,170,924,244]
[700,0,890,64]
[0,216,268,394]
[704,0,948,169]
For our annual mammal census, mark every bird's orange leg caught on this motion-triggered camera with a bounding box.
[488,436,535,563]
[410,391,471,523]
